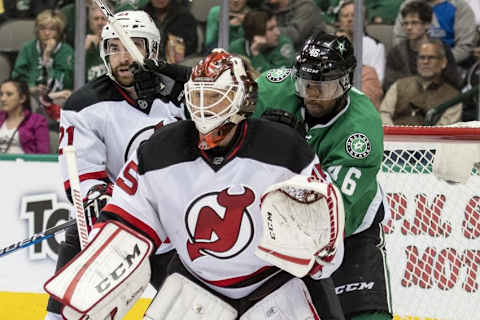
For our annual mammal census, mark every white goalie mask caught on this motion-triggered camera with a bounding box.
[184,49,257,135]
[100,10,160,77]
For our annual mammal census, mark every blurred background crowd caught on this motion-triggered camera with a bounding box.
[0,0,478,155]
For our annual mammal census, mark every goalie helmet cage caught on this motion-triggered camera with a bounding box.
[380,124,480,320]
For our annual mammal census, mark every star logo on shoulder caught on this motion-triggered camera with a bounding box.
[337,41,347,55]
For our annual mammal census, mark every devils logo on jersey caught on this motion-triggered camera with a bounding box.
[186,186,255,261]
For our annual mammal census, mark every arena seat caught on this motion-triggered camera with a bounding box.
[0,19,35,52]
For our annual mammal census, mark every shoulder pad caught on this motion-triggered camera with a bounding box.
[265,68,292,83]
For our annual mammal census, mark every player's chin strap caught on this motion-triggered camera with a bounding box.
[197,114,246,150]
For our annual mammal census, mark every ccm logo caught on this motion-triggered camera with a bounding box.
[335,281,374,294]
[266,211,276,240]
[95,244,142,294]
[301,67,319,73]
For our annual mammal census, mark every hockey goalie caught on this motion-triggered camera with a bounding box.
[44,49,345,319]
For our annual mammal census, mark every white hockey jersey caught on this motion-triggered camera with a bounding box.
[103,119,321,299]
[58,75,186,198]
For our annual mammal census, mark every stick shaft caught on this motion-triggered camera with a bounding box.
[63,146,89,249]
[0,219,76,258]
[93,0,145,65]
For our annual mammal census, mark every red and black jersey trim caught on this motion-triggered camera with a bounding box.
[63,170,109,191]
[101,204,162,249]
[197,265,280,289]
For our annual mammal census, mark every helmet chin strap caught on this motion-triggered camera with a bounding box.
[197,114,246,150]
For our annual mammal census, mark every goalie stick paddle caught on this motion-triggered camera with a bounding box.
[63,146,89,249]
[0,219,76,258]
[93,0,146,66]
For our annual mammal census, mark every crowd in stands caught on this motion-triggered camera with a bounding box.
[0,0,478,155]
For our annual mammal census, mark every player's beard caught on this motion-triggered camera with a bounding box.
[112,63,134,87]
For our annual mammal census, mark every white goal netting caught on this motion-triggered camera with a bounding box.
[379,125,480,320]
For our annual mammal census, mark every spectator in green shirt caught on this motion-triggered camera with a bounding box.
[205,0,250,51]
[85,3,108,82]
[229,8,295,73]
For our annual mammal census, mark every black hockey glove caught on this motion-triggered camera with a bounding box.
[132,59,191,107]
[83,183,113,232]
[261,109,307,137]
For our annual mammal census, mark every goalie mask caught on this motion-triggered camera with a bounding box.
[100,10,160,80]
[293,32,356,101]
[185,49,257,149]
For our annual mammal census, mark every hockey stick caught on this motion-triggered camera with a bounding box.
[93,0,145,66]
[63,146,89,249]
[0,219,77,258]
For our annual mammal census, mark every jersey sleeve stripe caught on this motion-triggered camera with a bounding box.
[257,246,311,265]
[102,203,162,248]
[63,171,109,190]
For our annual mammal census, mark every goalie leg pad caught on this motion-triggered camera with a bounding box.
[240,278,320,320]
[44,221,153,320]
[256,175,345,278]
[143,273,238,320]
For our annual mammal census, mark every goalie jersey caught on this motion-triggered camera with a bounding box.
[253,69,387,237]
[59,75,186,198]
[102,119,324,299]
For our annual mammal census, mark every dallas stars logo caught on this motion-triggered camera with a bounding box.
[345,133,371,159]
[266,68,291,83]
[337,41,347,55]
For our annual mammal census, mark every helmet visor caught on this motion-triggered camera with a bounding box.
[294,75,349,101]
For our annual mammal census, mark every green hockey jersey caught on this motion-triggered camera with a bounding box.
[253,68,385,237]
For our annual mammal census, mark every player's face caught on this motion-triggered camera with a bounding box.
[300,80,343,117]
[265,17,280,47]
[106,38,147,87]
[0,82,25,113]
[189,88,237,118]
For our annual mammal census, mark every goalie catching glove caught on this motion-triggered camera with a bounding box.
[256,175,345,278]
[44,221,153,320]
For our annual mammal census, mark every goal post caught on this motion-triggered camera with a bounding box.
[380,124,480,320]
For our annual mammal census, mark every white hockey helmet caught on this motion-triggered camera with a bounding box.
[100,10,160,76]
[184,49,257,135]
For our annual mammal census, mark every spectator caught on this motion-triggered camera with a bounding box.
[229,9,295,72]
[11,9,74,104]
[205,0,250,51]
[0,79,49,154]
[465,0,480,26]
[119,0,198,63]
[384,0,461,92]
[380,38,462,125]
[393,0,476,65]
[264,0,324,49]
[85,4,108,82]
[336,0,386,83]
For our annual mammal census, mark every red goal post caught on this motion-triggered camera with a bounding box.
[380,124,480,320]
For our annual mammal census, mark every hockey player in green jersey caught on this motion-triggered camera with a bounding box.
[253,32,392,320]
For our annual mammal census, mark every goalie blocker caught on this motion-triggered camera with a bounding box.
[44,221,152,320]
[256,175,345,278]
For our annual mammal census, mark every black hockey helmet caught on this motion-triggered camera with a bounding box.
[293,32,357,100]
[294,31,356,81]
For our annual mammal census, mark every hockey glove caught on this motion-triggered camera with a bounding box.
[260,109,307,137]
[83,183,113,232]
[132,59,181,107]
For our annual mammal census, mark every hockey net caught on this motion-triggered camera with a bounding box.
[379,124,480,320]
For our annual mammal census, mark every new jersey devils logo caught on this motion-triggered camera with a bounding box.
[186,186,255,261]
